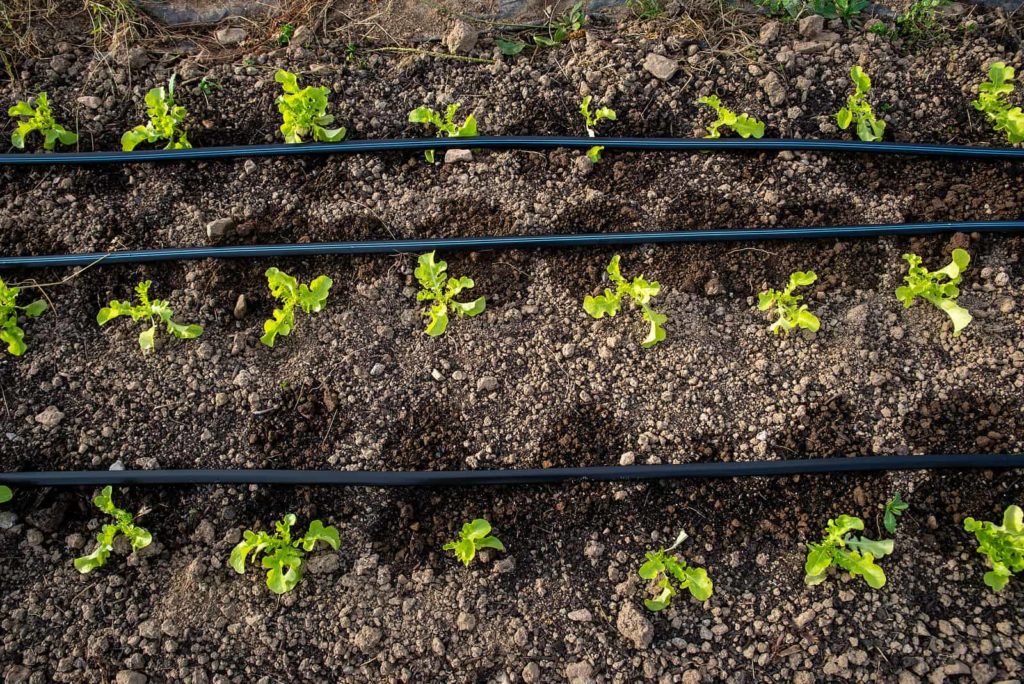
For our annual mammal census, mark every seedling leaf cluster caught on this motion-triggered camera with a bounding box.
[964,505,1024,592]
[275,69,346,144]
[805,514,893,588]
[583,255,666,348]
[75,486,152,574]
[697,95,765,139]
[408,104,478,163]
[895,249,972,337]
[231,514,340,593]
[415,251,486,336]
[836,67,885,142]
[122,76,191,151]
[757,271,820,335]
[8,92,78,150]
[580,95,616,162]
[638,530,713,611]
[261,268,333,347]
[0,276,47,356]
[97,280,203,351]
[443,518,505,566]
[973,62,1024,144]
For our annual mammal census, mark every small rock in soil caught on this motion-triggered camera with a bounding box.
[444,149,473,164]
[446,20,478,54]
[206,217,235,240]
[643,53,678,81]
[215,27,247,46]
[617,602,654,649]
[34,406,64,429]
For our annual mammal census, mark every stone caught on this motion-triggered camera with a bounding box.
[522,662,541,684]
[643,53,678,81]
[77,96,103,110]
[206,217,235,240]
[233,294,248,319]
[456,612,476,631]
[215,27,247,46]
[565,661,594,684]
[568,608,593,622]
[798,14,825,37]
[352,625,381,654]
[759,21,780,44]
[34,406,64,429]
[575,154,594,175]
[760,72,787,107]
[446,20,478,54]
[444,149,473,164]
[305,552,340,575]
[115,672,147,684]
[477,376,498,392]
[616,602,654,649]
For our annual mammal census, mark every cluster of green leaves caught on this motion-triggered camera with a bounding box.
[74,486,152,574]
[8,92,78,150]
[811,0,868,23]
[757,271,820,336]
[407,104,477,163]
[804,514,893,589]
[584,255,666,348]
[750,0,802,18]
[122,76,191,151]
[972,62,1024,144]
[414,251,486,337]
[276,23,295,46]
[443,518,505,566]
[0,485,11,504]
[836,66,885,142]
[495,1,586,55]
[638,530,713,612]
[697,95,765,139]
[230,514,340,593]
[275,69,346,144]
[0,276,47,356]
[874,0,951,43]
[626,0,666,20]
[884,491,909,534]
[580,95,617,162]
[895,248,972,337]
[261,268,333,347]
[97,280,203,352]
[963,505,1024,592]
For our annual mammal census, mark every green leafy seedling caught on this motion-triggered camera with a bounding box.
[533,1,586,47]
[230,514,340,594]
[697,95,764,139]
[74,486,152,574]
[414,252,486,336]
[122,75,191,151]
[836,66,885,142]
[805,514,893,589]
[98,280,202,352]
[895,249,972,336]
[757,271,820,336]
[964,505,1024,592]
[275,69,346,144]
[972,62,1024,144]
[0,276,47,356]
[638,529,713,612]
[812,0,868,23]
[260,268,333,347]
[443,518,505,566]
[408,103,478,163]
[0,485,11,504]
[8,92,78,150]
[580,95,617,162]
[276,23,295,46]
[584,255,666,348]
[884,491,909,534]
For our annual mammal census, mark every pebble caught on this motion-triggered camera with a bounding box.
[233,295,248,319]
[34,406,64,429]
[446,20,478,54]
[643,53,678,81]
[456,612,476,631]
[477,376,498,392]
[616,602,654,649]
[444,149,473,164]
[215,27,247,46]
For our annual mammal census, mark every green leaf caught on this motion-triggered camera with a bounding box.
[138,325,156,351]
[846,536,895,558]
[453,537,475,565]
[496,38,527,55]
[74,542,112,574]
[805,544,833,577]
[984,569,1011,592]
[477,535,506,552]
[300,520,341,552]
[1004,505,1024,533]
[1,326,27,356]
[230,531,265,574]
[263,547,303,594]
[843,551,886,589]
[424,302,449,337]
[452,296,486,317]
[641,308,667,348]
[22,299,47,318]
[583,291,621,319]
[463,518,492,540]
[0,485,11,504]
[586,145,604,163]
[683,566,713,600]
[408,106,434,124]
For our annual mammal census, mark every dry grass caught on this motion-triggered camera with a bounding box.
[83,0,149,56]
[0,0,60,81]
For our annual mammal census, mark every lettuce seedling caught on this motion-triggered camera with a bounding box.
[757,271,820,336]
[0,276,47,356]
[74,486,152,574]
[443,518,505,566]
[98,280,202,352]
[230,514,340,594]
[580,95,616,162]
[8,92,78,150]
[275,69,346,144]
[972,62,1024,144]
[260,268,333,347]
[884,491,909,534]
[697,95,765,139]
[408,103,478,163]
[0,486,11,504]
[895,249,971,336]
[584,255,667,348]
[805,514,893,589]
[122,75,191,151]
[963,505,1024,592]
[836,66,885,142]
[415,251,486,337]
[638,530,713,611]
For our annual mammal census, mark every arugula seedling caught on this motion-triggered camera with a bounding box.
[893,0,951,42]
[275,69,346,144]
[443,518,505,566]
[8,92,78,150]
[98,280,203,352]
[74,486,152,574]
[963,505,1024,592]
[580,95,617,162]
[261,268,332,347]
[408,103,478,163]
[884,491,909,534]
[757,271,820,336]
[534,1,586,47]
[836,66,885,142]
[805,514,893,589]
[584,255,666,348]
[895,248,972,337]
[0,276,47,356]
[414,251,486,336]
[0,486,11,504]
[697,95,765,139]
[638,529,713,611]
[972,62,1024,144]
[122,75,191,151]
[231,514,340,594]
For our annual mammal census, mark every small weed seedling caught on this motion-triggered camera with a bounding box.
[638,530,713,612]
[276,23,295,46]
[74,486,152,574]
[972,62,1024,144]
[697,95,765,139]
[884,491,909,534]
[408,103,478,163]
[415,251,486,337]
[0,486,11,504]
[805,514,893,589]
[584,255,666,348]
[275,69,346,144]
[895,248,972,336]
[811,0,868,23]
[8,92,78,150]
[836,66,885,142]
[894,0,951,42]
[98,280,202,352]
[443,518,505,566]
[231,514,340,594]
[261,268,333,347]
[0,276,47,356]
[964,505,1024,592]
[580,95,617,162]
[750,0,802,18]
[757,271,820,336]
[495,1,586,54]
[627,0,667,20]
[122,75,191,151]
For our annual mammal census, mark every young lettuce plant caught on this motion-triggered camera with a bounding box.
[963,505,1024,592]
[583,255,667,348]
[697,95,765,139]
[415,251,486,337]
[8,92,78,150]
[757,271,820,336]
[122,75,191,151]
[895,249,972,337]
[805,514,893,589]
[274,69,346,144]
[230,514,340,594]
[836,66,885,142]
[261,268,333,347]
[407,104,478,163]
[972,62,1024,144]
[74,486,152,574]
[884,491,909,534]
[98,280,203,352]
[0,276,47,356]
[443,518,505,566]
[580,95,617,162]
[638,529,713,612]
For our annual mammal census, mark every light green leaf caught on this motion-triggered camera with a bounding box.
[0,485,12,504]
[263,547,303,594]
[300,520,341,552]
